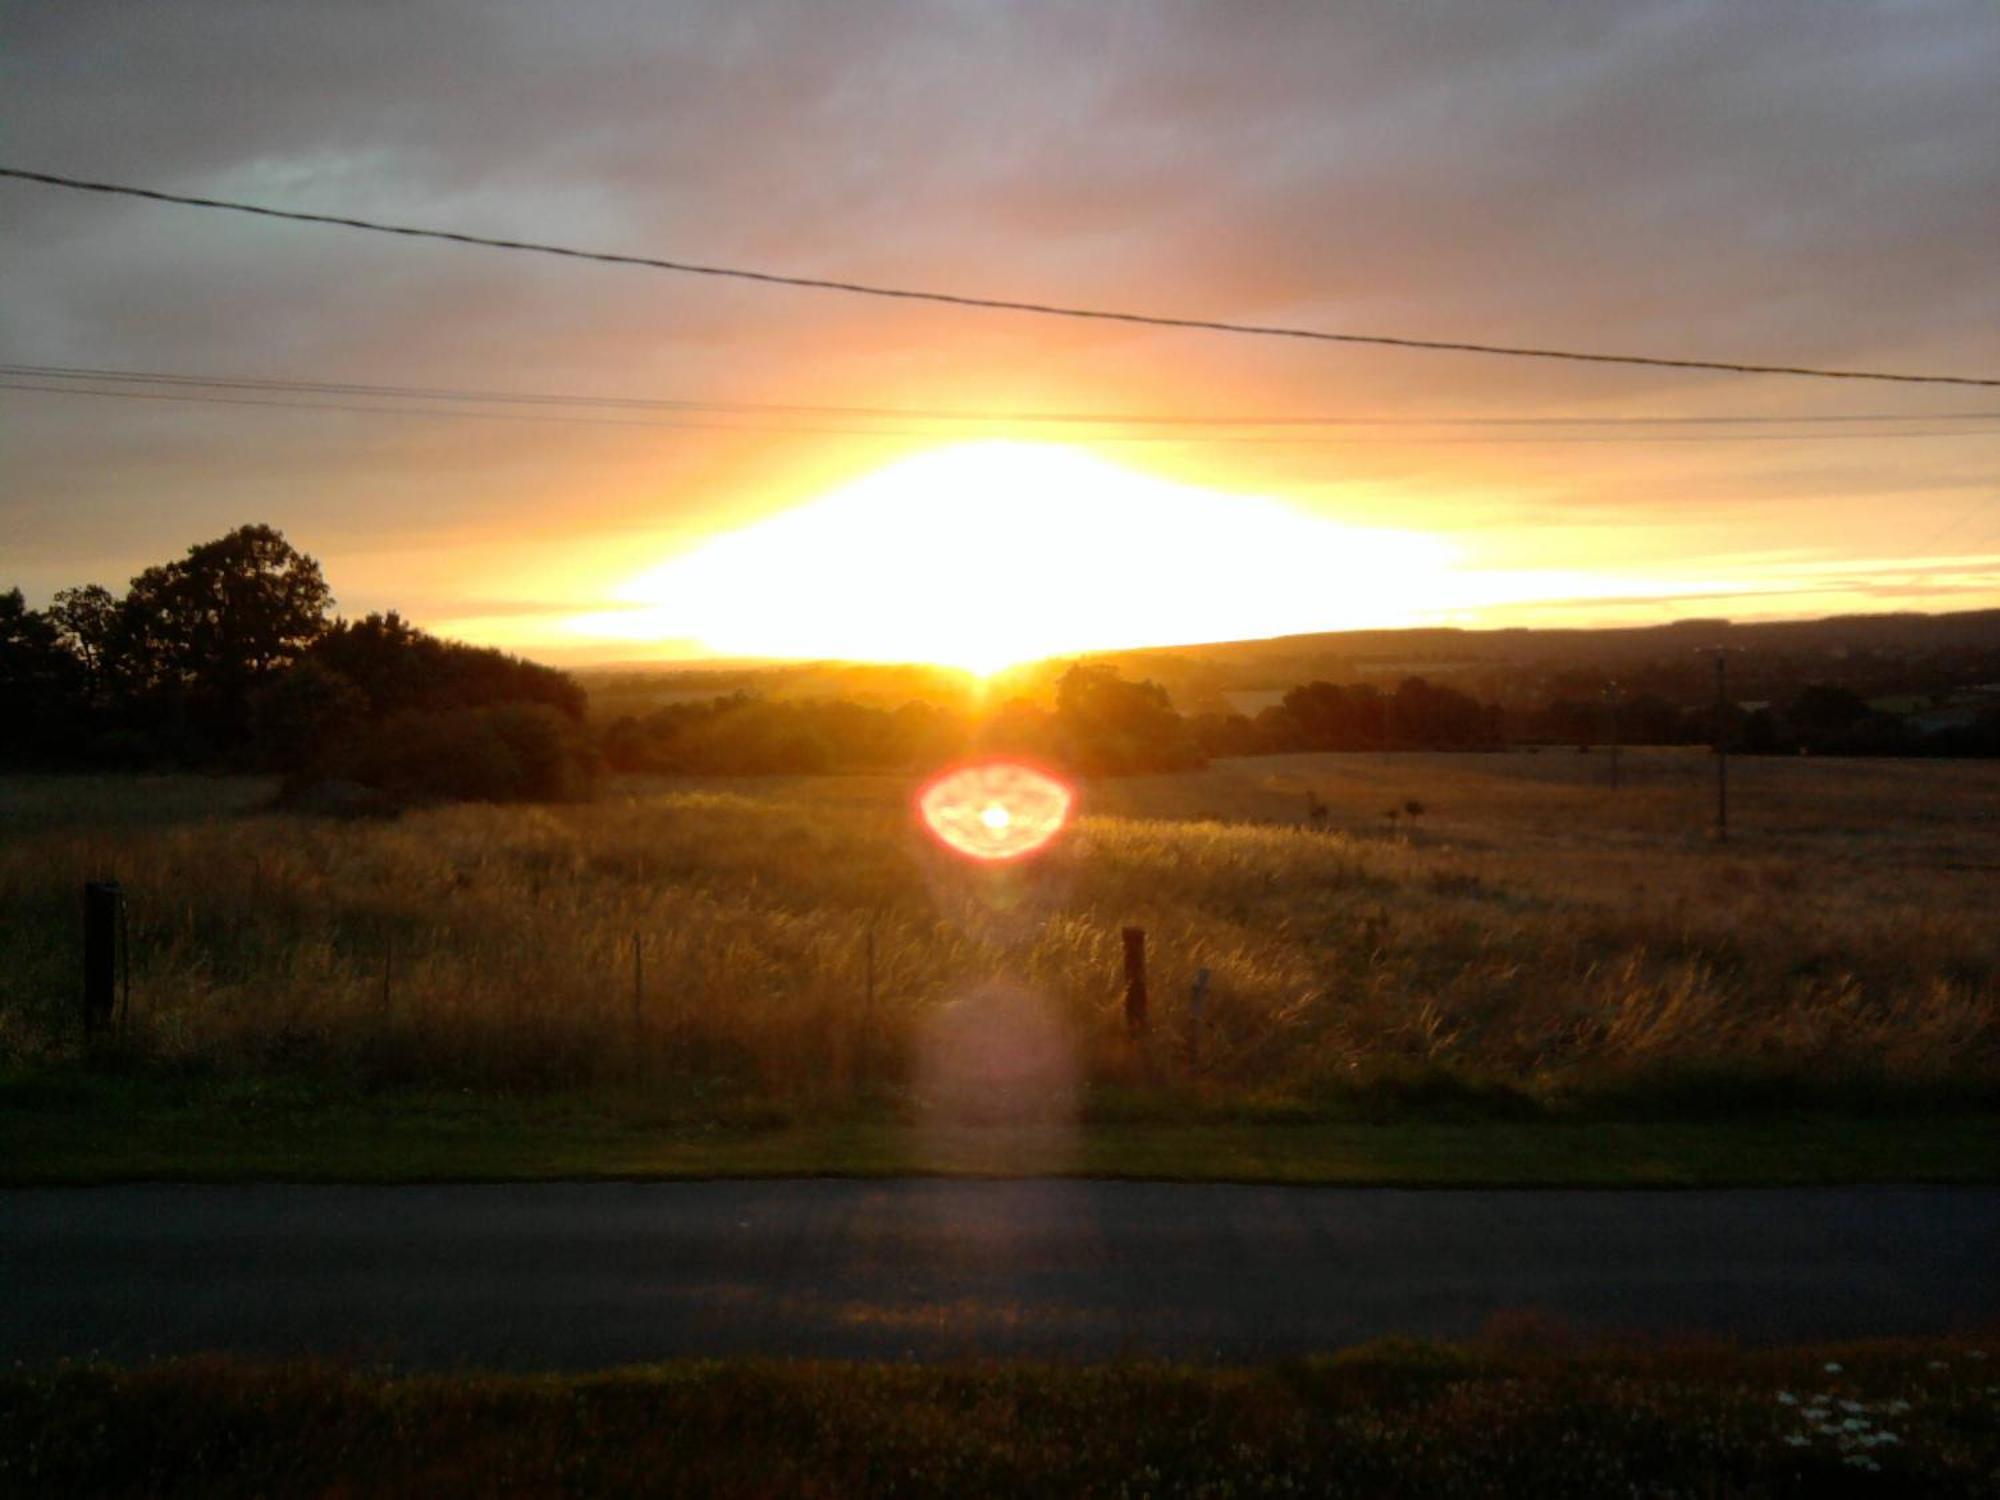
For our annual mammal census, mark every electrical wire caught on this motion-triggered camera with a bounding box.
[8,378,1997,445]
[4,165,1995,388]
[5,362,1998,428]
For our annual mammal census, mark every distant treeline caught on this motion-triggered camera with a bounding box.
[603,664,1205,777]
[6,525,1995,807]
[604,671,2000,778]
[601,671,1513,776]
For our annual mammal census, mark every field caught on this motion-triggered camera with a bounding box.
[3,750,1997,1179]
[6,1339,1996,1497]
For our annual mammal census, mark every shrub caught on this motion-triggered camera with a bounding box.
[329,704,598,805]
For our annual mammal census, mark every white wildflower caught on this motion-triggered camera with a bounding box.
[1784,1435,1810,1448]
[1776,1391,1798,1405]
[1929,1360,1949,1370]
[1839,1399,1865,1413]
[1823,1362,1843,1374]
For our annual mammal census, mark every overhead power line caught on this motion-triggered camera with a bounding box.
[4,164,1996,390]
[7,377,1997,446]
[5,361,1999,428]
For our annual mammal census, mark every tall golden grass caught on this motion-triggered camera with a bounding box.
[2,750,1995,1113]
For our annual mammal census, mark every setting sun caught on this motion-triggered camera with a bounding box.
[567,442,1457,672]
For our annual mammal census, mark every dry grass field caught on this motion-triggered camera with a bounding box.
[3,749,1996,1122]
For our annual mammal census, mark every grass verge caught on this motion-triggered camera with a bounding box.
[4,1073,1995,1185]
[4,1339,1995,1497]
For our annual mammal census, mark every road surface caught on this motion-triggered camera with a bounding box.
[3,1181,1994,1366]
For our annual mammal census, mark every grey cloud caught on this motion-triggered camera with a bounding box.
[2,0,1997,619]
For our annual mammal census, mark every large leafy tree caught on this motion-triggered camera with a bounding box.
[120,524,333,743]
[48,583,123,699]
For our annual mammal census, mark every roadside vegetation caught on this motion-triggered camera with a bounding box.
[6,1338,1995,1497]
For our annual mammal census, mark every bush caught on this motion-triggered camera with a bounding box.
[327,704,599,805]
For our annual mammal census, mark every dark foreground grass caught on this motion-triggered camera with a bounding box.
[4,1071,1996,1186]
[5,1340,1995,1498]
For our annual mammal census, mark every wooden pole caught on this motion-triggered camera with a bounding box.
[118,892,131,1033]
[82,881,120,1044]
[1713,652,1729,842]
[1122,927,1149,1038]
[1606,685,1621,792]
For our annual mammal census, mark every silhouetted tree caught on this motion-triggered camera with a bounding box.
[1188,710,1260,758]
[1053,664,1201,773]
[1787,684,1871,744]
[47,584,122,700]
[1388,677,1501,748]
[252,658,367,771]
[119,524,333,747]
[1280,681,1387,749]
[309,611,585,723]
[0,588,82,761]
[332,703,598,805]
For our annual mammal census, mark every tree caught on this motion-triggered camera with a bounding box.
[309,611,585,722]
[1389,677,1501,748]
[1787,684,1871,744]
[120,524,333,745]
[0,588,83,761]
[251,659,367,771]
[1279,681,1386,749]
[1053,664,1201,773]
[48,584,122,696]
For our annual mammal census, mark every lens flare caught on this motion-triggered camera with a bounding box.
[919,762,1073,862]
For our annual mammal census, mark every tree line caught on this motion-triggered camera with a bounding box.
[7,525,1992,808]
[2,525,594,803]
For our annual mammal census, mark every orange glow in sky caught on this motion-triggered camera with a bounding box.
[919,762,1074,861]
[565,441,1467,672]
[10,8,1999,659]
[551,440,1823,671]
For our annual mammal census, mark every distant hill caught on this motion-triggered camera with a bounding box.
[578,609,2000,719]
[1073,609,2000,712]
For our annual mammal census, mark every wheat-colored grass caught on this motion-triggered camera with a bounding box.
[2,751,1995,1111]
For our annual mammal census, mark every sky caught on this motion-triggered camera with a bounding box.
[3,0,1997,669]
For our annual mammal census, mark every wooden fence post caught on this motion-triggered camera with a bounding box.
[118,890,131,1033]
[1122,927,1148,1038]
[82,881,121,1044]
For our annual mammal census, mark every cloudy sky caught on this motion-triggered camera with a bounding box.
[3,1,1996,663]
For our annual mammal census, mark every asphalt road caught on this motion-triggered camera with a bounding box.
[3,1182,1995,1367]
